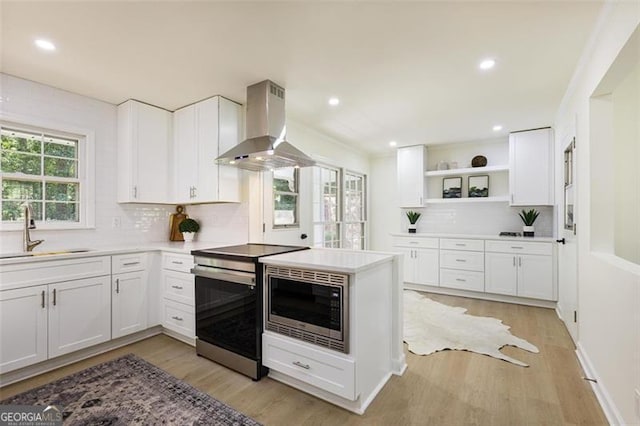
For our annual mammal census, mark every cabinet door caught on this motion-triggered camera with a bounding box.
[135,103,172,203]
[397,145,426,208]
[517,255,554,300]
[173,104,198,203]
[0,285,48,373]
[48,277,111,358]
[397,248,416,283]
[415,248,439,286]
[218,97,242,202]
[509,128,553,206]
[194,97,220,202]
[112,271,148,339]
[485,252,517,296]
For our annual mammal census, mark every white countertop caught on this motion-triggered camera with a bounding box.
[390,232,557,243]
[0,241,231,266]
[260,248,395,274]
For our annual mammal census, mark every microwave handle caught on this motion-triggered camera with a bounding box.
[191,266,256,287]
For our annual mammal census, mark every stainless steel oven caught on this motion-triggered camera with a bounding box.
[265,265,349,353]
[191,244,308,380]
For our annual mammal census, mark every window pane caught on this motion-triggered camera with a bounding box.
[274,194,297,225]
[1,151,41,175]
[44,157,77,178]
[273,167,296,192]
[45,182,78,202]
[44,135,77,159]
[45,202,79,222]
[1,129,42,154]
[2,179,43,200]
[2,201,42,221]
[344,223,364,250]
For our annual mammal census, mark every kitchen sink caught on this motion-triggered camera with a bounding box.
[0,249,91,259]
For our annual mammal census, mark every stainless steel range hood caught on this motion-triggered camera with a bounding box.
[216,80,315,171]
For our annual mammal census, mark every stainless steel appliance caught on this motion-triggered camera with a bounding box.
[191,244,308,380]
[265,265,349,353]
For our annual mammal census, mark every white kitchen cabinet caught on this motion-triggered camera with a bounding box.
[439,238,485,292]
[173,96,242,204]
[160,253,195,344]
[397,145,427,208]
[0,285,48,373]
[117,100,172,203]
[393,237,439,287]
[48,276,112,358]
[509,128,554,206]
[485,242,555,301]
[112,253,149,339]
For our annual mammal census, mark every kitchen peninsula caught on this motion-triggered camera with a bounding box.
[260,248,405,414]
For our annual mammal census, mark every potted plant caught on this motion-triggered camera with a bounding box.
[178,218,200,242]
[519,209,540,237]
[406,211,421,234]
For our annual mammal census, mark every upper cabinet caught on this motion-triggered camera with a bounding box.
[397,145,427,208]
[173,96,242,204]
[509,128,554,206]
[117,100,172,203]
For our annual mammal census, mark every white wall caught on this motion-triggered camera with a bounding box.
[0,74,249,252]
[554,4,640,423]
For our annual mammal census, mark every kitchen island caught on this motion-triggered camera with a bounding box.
[260,248,406,415]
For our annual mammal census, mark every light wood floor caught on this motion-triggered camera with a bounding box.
[1,293,607,425]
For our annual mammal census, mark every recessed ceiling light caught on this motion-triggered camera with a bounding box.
[389,141,397,147]
[479,58,496,70]
[492,125,503,131]
[34,39,56,51]
[328,97,340,106]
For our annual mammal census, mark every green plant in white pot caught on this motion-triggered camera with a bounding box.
[179,218,200,242]
[406,211,421,234]
[519,209,540,237]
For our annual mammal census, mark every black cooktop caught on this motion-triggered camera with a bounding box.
[191,243,308,260]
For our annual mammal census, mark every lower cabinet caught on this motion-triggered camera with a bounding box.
[263,332,356,400]
[393,237,439,287]
[0,276,112,373]
[112,271,148,339]
[161,253,195,343]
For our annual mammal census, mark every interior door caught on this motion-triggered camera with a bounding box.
[262,167,312,246]
[557,135,578,342]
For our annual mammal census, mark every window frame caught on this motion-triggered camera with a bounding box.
[312,163,342,248]
[272,167,300,229]
[342,170,367,250]
[0,115,95,231]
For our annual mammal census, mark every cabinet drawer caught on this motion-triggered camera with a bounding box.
[163,271,195,306]
[440,239,484,252]
[263,332,356,401]
[485,240,552,255]
[162,253,194,273]
[440,250,484,272]
[392,236,439,249]
[162,299,194,338]
[112,253,148,274]
[440,269,484,292]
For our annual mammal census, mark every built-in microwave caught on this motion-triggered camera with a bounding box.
[264,265,349,353]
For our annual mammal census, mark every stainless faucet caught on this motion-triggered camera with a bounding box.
[22,202,44,252]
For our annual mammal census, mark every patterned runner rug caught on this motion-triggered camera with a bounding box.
[404,290,539,367]
[1,354,262,425]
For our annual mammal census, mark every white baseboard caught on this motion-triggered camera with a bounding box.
[575,343,624,425]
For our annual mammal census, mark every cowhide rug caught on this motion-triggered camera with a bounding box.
[403,290,539,367]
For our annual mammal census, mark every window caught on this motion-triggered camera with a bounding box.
[312,166,340,248]
[343,171,366,250]
[312,165,367,250]
[1,123,90,228]
[273,167,299,228]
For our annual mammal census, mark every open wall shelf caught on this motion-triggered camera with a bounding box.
[425,196,510,204]
[425,164,509,177]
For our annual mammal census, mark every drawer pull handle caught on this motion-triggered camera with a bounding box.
[409,241,418,245]
[292,361,310,370]
[455,278,466,282]
[171,285,184,290]
[455,243,466,246]
[455,259,467,262]
[53,288,57,306]
[123,261,140,266]
[171,316,183,321]
[41,290,45,309]
[172,261,184,265]
[115,278,120,294]
[511,246,523,249]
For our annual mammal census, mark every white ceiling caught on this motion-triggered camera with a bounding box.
[0,1,603,154]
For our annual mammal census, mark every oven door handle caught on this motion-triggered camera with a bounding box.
[191,266,256,287]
